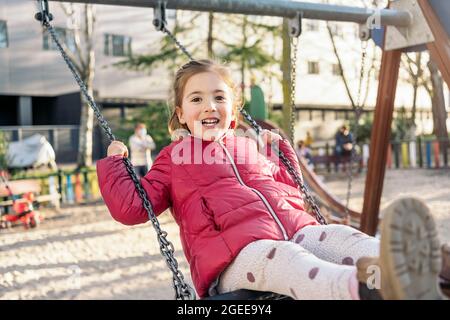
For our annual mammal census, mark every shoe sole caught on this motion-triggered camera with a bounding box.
[380,197,443,300]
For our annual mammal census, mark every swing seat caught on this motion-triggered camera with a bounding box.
[204,289,292,300]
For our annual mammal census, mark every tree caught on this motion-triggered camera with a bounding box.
[59,4,96,168]
[218,15,280,99]
[326,21,376,112]
[207,12,214,59]
[404,52,423,123]
[280,19,293,139]
[400,52,448,145]
[115,11,202,75]
[428,60,449,147]
[400,52,427,134]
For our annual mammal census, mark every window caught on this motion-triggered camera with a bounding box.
[330,24,343,37]
[43,27,76,53]
[0,20,8,48]
[305,21,319,32]
[332,64,342,76]
[307,61,320,75]
[166,9,177,19]
[355,25,360,39]
[104,33,132,57]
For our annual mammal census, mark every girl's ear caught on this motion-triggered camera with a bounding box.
[176,106,185,124]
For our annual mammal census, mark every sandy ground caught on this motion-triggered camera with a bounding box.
[1,168,449,300]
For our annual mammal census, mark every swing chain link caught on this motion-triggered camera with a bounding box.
[290,37,298,145]
[152,2,194,61]
[161,26,194,61]
[123,158,195,300]
[37,5,196,300]
[35,0,53,25]
[240,109,327,225]
[344,41,368,222]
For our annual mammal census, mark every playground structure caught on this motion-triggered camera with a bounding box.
[30,0,450,300]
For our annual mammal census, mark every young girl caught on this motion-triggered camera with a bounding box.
[97,59,443,300]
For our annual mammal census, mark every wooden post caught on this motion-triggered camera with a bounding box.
[418,0,450,88]
[444,141,449,168]
[401,142,409,168]
[433,141,440,168]
[417,136,423,168]
[360,49,402,236]
[426,141,432,168]
[325,142,331,173]
[386,143,392,169]
[394,142,400,169]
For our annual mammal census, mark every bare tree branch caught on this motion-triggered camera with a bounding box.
[59,3,87,71]
[326,22,356,108]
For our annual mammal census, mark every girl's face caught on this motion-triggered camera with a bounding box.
[176,71,234,141]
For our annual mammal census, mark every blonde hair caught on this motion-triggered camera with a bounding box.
[168,59,242,135]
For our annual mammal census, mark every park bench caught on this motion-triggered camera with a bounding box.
[0,179,61,213]
[311,154,363,173]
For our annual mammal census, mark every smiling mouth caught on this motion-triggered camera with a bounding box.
[201,118,220,127]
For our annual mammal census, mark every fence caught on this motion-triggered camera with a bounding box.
[386,138,449,169]
[312,137,449,172]
[0,167,102,212]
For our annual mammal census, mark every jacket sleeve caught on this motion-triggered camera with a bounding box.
[264,138,303,188]
[96,148,172,225]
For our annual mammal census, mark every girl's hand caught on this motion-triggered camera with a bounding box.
[107,141,129,157]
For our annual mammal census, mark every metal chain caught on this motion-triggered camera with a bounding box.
[344,41,368,221]
[41,18,195,300]
[290,37,298,144]
[162,26,194,61]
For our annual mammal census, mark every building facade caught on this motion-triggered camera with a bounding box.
[0,0,448,162]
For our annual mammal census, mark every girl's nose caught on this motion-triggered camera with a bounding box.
[204,100,217,112]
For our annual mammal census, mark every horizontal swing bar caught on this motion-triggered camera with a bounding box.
[44,0,412,27]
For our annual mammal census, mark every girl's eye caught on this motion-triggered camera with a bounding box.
[216,96,226,102]
[191,97,202,103]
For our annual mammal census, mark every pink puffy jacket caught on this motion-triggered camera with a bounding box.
[96,132,318,297]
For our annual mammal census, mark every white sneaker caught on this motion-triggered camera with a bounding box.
[380,197,444,299]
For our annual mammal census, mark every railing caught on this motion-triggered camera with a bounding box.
[1,167,102,213]
[310,137,450,172]
[387,138,449,169]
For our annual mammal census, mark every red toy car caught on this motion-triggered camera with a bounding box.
[0,192,42,229]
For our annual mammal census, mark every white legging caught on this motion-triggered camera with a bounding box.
[217,224,380,300]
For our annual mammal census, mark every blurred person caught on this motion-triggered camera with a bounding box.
[129,123,156,178]
[305,131,313,148]
[296,140,314,170]
[334,125,353,171]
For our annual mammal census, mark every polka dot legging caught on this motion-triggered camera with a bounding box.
[217,224,380,300]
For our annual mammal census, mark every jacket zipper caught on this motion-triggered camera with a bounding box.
[218,141,289,240]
